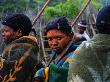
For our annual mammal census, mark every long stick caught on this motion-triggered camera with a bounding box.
[60,0,92,62]
[91,13,96,35]
[67,0,92,51]
[71,0,92,27]
[32,0,51,26]
[31,0,51,66]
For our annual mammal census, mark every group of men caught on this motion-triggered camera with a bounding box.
[0,5,110,82]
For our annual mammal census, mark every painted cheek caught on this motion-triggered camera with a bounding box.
[48,40,54,48]
[2,32,7,37]
[60,38,70,47]
[48,41,52,46]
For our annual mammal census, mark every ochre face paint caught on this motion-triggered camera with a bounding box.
[47,29,72,54]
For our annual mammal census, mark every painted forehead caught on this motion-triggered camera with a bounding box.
[47,29,68,36]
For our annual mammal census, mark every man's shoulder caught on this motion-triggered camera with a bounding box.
[74,41,93,55]
[3,36,39,56]
[14,36,38,44]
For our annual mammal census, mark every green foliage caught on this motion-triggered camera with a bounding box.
[34,0,43,5]
[92,0,103,10]
[44,0,103,20]
[0,0,103,19]
[44,0,80,20]
[0,0,28,15]
[97,0,110,6]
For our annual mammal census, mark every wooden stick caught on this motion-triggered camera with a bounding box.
[61,0,92,61]
[32,0,51,26]
[92,13,96,23]
[71,0,92,27]
[90,22,96,36]
[31,0,51,66]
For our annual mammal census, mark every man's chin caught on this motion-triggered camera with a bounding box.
[3,39,12,44]
[52,48,62,54]
[4,40,9,44]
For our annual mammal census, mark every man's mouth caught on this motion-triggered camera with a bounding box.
[51,47,61,51]
[52,47,62,54]
[52,47,58,50]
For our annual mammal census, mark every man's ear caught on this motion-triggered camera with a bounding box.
[16,30,22,37]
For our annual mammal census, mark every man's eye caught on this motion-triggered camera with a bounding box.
[48,38,52,41]
[2,30,7,33]
[57,37,62,40]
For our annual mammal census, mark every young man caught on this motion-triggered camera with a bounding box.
[33,16,78,82]
[68,5,110,82]
[75,20,90,42]
[0,13,42,82]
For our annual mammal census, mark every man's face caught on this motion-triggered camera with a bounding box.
[47,29,72,54]
[2,25,17,44]
[77,26,86,34]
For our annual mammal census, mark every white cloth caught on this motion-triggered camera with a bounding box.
[82,32,90,41]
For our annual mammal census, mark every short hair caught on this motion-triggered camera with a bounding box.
[44,16,73,36]
[2,13,32,36]
[96,5,110,34]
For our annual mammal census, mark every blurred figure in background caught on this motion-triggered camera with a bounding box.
[74,20,90,45]
[77,20,90,40]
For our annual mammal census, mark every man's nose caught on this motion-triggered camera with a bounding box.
[51,39,58,45]
[2,32,5,36]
